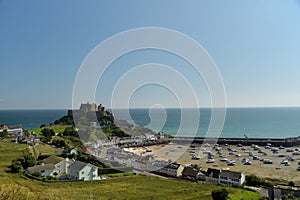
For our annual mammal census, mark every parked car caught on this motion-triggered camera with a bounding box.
[253,156,260,160]
[287,148,294,152]
[263,159,273,164]
[281,160,289,165]
[206,159,215,163]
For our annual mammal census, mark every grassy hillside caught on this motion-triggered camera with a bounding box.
[29,124,71,136]
[0,141,262,200]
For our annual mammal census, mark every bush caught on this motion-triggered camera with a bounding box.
[0,130,8,138]
[211,188,229,200]
[51,139,67,147]
[8,160,24,173]
[41,128,55,142]
[63,126,79,137]
[22,153,36,168]
[31,171,41,177]
[8,152,36,173]
[245,174,273,188]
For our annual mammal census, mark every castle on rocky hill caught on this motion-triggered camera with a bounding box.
[68,102,114,124]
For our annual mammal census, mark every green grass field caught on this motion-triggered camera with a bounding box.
[0,141,262,200]
[29,124,71,136]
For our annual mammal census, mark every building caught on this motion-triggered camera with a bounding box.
[27,156,73,177]
[27,164,56,177]
[43,156,73,175]
[206,168,245,185]
[182,166,205,180]
[68,102,114,124]
[206,168,220,184]
[67,160,100,181]
[158,162,184,177]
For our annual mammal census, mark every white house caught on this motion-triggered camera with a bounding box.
[158,162,184,177]
[206,168,245,185]
[67,160,100,181]
[27,156,73,177]
[219,170,245,185]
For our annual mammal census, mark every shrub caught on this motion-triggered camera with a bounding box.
[211,188,229,200]
[31,171,41,177]
[8,160,24,173]
[245,174,273,188]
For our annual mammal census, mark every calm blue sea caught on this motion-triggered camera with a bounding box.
[0,110,66,129]
[1,108,300,138]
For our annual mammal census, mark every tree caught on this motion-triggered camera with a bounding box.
[22,153,36,168]
[0,130,8,138]
[41,128,55,140]
[51,139,66,147]
[211,188,229,200]
[8,160,24,173]
[63,126,79,137]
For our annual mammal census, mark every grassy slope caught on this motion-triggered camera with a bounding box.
[0,141,262,200]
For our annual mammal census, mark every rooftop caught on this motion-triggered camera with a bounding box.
[43,156,64,165]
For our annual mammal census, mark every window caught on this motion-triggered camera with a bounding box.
[82,171,84,174]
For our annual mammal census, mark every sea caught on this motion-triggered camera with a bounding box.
[1,107,300,139]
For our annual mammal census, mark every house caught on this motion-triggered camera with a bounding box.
[67,160,100,181]
[206,168,245,185]
[206,168,220,184]
[219,170,245,185]
[27,164,56,177]
[182,166,205,180]
[43,156,73,175]
[7,126,23,136]
[27,156,73,177]
[158,162,184,177]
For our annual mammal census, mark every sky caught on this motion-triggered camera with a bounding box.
[0,0,300,109]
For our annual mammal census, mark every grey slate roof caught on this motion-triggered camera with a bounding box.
[165,163,181,170]
[220,170,242,179]
[206,168,243,180]
[182,166,198,177]
[206,168,220,179]
[68,160,88,172]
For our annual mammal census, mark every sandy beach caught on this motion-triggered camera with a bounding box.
[126,143,300,184]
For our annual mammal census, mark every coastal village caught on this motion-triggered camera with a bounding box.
[2,103,300,199]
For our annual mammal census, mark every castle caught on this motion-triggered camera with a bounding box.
[68,102,114,124]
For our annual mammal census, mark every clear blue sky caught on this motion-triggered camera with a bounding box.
[0,0,300,109]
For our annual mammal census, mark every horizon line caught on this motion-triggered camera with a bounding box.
[1,105,300,110]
